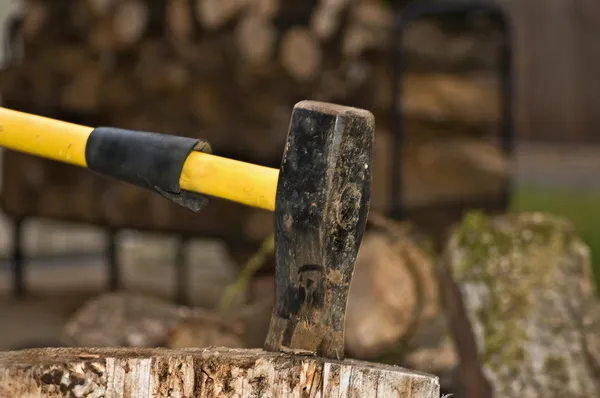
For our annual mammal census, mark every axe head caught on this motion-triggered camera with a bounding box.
[264,100,375,360]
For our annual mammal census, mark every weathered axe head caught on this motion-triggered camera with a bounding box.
[264,100,374,360]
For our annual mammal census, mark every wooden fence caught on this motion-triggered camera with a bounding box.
[500,0,600,142]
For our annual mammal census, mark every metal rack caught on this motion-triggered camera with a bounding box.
[388,0,515,220]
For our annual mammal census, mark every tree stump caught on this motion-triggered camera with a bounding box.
[0,347,440,397]
[439,211,600,397]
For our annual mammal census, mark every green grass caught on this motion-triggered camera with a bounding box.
[511,186,600,292]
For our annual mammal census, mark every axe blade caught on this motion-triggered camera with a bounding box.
[264,100,375,360]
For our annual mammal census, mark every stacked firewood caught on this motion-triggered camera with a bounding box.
[0,0,508,245]
[2,0,502,150]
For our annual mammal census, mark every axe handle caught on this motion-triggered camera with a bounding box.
[180,149,278,211]
[0,107,278,211]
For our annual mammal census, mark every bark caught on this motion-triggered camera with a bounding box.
[0,347,440,397]
[440,211,600,398]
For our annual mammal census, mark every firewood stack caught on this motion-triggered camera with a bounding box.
[0,0,509,253]
[3,0,402,161]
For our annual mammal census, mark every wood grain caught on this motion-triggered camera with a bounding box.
[0,347,440,397]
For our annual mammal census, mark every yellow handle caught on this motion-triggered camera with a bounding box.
[0,107,278,211]
[0,107,92,167]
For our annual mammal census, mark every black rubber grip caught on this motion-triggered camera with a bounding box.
[85,126,212,212]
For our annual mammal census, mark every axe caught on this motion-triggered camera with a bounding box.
[0,101,440,396]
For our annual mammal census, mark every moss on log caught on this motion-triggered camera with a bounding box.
[440,211,600,398]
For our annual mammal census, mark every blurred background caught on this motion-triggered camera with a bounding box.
[0,0,599,390]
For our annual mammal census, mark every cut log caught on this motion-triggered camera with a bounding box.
[402,72,500,125]
[0,347,440,397]
[166,0,195,44]
[403,18,502,72]
[247,0,280,20]
[59,281,452,390]
[60,291,277,351]
[310,0,350,41]
[346,216,460,393]
[235,14,277,65]
[112,0,150,48]
[310,5,339,42]
[440,211,600,398]
[369,131,509,214]
[343,0,393,57]
[88,0,149,52]
[61,292,245,348]
[279,27,321,82]
[86,0,117,17]
[345,229,436,359]
[195,0,245,30]
[369,67,501,125]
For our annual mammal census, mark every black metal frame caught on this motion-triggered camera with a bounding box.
[389,0,515,219]
[10,217,25,297]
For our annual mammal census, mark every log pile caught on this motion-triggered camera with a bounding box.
[1,1,502,138]
[0,0,508,256]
